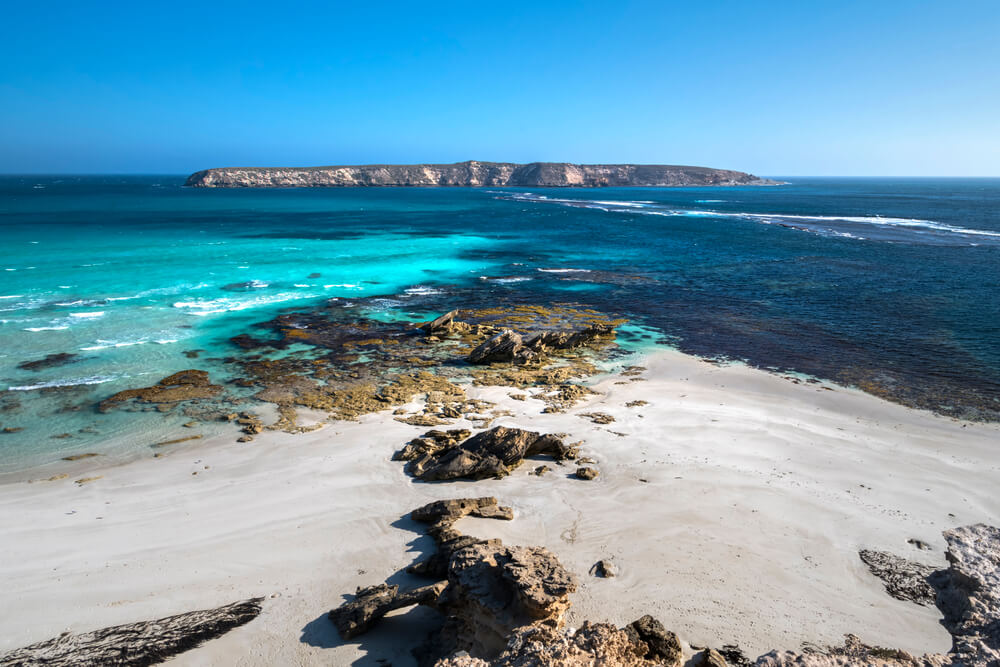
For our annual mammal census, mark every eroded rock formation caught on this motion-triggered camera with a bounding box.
[98,370,222,413]
[467,324,617,365]
[328,582,447,640]
[393,426,576,481]
[936,523,1000,666]
[326,497,720,666]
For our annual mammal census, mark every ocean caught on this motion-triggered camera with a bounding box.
[2,176,998,473]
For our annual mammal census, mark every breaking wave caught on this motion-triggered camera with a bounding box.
[500,192,1000,245]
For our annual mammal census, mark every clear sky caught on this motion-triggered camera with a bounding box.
[1,1,998,176]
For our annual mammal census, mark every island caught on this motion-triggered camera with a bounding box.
[184,160,778,188]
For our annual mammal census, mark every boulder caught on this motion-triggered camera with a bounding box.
[99,370,222,412]
[468,330,535,365]
[396,426,573,481]
[409,497,513,579]
[412,497,515,526]
[437,543,577,658]
[486,622,653,666]
[623,615,683,666]
[329,581,447,640]
[694,648,729,667]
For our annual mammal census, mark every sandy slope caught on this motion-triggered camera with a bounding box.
[1,348,997,665]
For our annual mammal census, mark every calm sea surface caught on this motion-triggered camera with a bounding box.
[2,176,998,471]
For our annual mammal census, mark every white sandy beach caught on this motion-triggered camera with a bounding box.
[1,348,998,665]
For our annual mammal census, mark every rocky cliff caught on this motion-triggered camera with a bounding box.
[185,161,776,188]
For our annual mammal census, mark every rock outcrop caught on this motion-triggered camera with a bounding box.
[467,324,617,365]
[936,523,1000,666]
[329,581,447,640]
[624,614,683,666]
[185,161,776,188]
[392,426,576,481]
[408,497,515,579]
[0,598,262,666]
[328,497,582,664]
[98,369,222,413]
[438,543,578,658]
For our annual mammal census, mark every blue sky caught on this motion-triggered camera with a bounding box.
[1,1,997,175]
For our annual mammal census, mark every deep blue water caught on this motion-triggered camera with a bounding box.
[1,176,998,471]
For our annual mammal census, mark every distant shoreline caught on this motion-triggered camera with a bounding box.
[185,160,784,188]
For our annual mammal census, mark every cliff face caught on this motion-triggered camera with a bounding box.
[184,161,774,188]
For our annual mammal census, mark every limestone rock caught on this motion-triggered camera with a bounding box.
[468,324,618,366]
[623,615,682,666]
[329,581,447,640]
[408,497,514,580]
[578,412,615,424]
[482,622,654,666]
[0,598,262,666]
[695,648,728,667]
[935,523,1000,666]
[469,330,534,365]
[438,543,577,658]
[423,310,463,335]
[575,467,599,481]
[412,497,515,526]
[99,370,222,413]
[396,426,573,481]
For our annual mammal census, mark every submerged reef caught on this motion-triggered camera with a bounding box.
[96,300,627,438]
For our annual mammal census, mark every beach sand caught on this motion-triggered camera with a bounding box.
[1,348,997,664]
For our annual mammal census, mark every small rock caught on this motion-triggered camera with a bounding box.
[578,412,615,424]
[61,453,100,461]
[575,467,599,480]
[695,648,728,667]
[590,559,618,578]
[623,615,682,666]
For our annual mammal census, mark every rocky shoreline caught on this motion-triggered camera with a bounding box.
[184,161,779,188]
[3,299,1000,665]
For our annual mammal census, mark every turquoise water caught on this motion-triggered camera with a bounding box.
[2,176,999,471]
